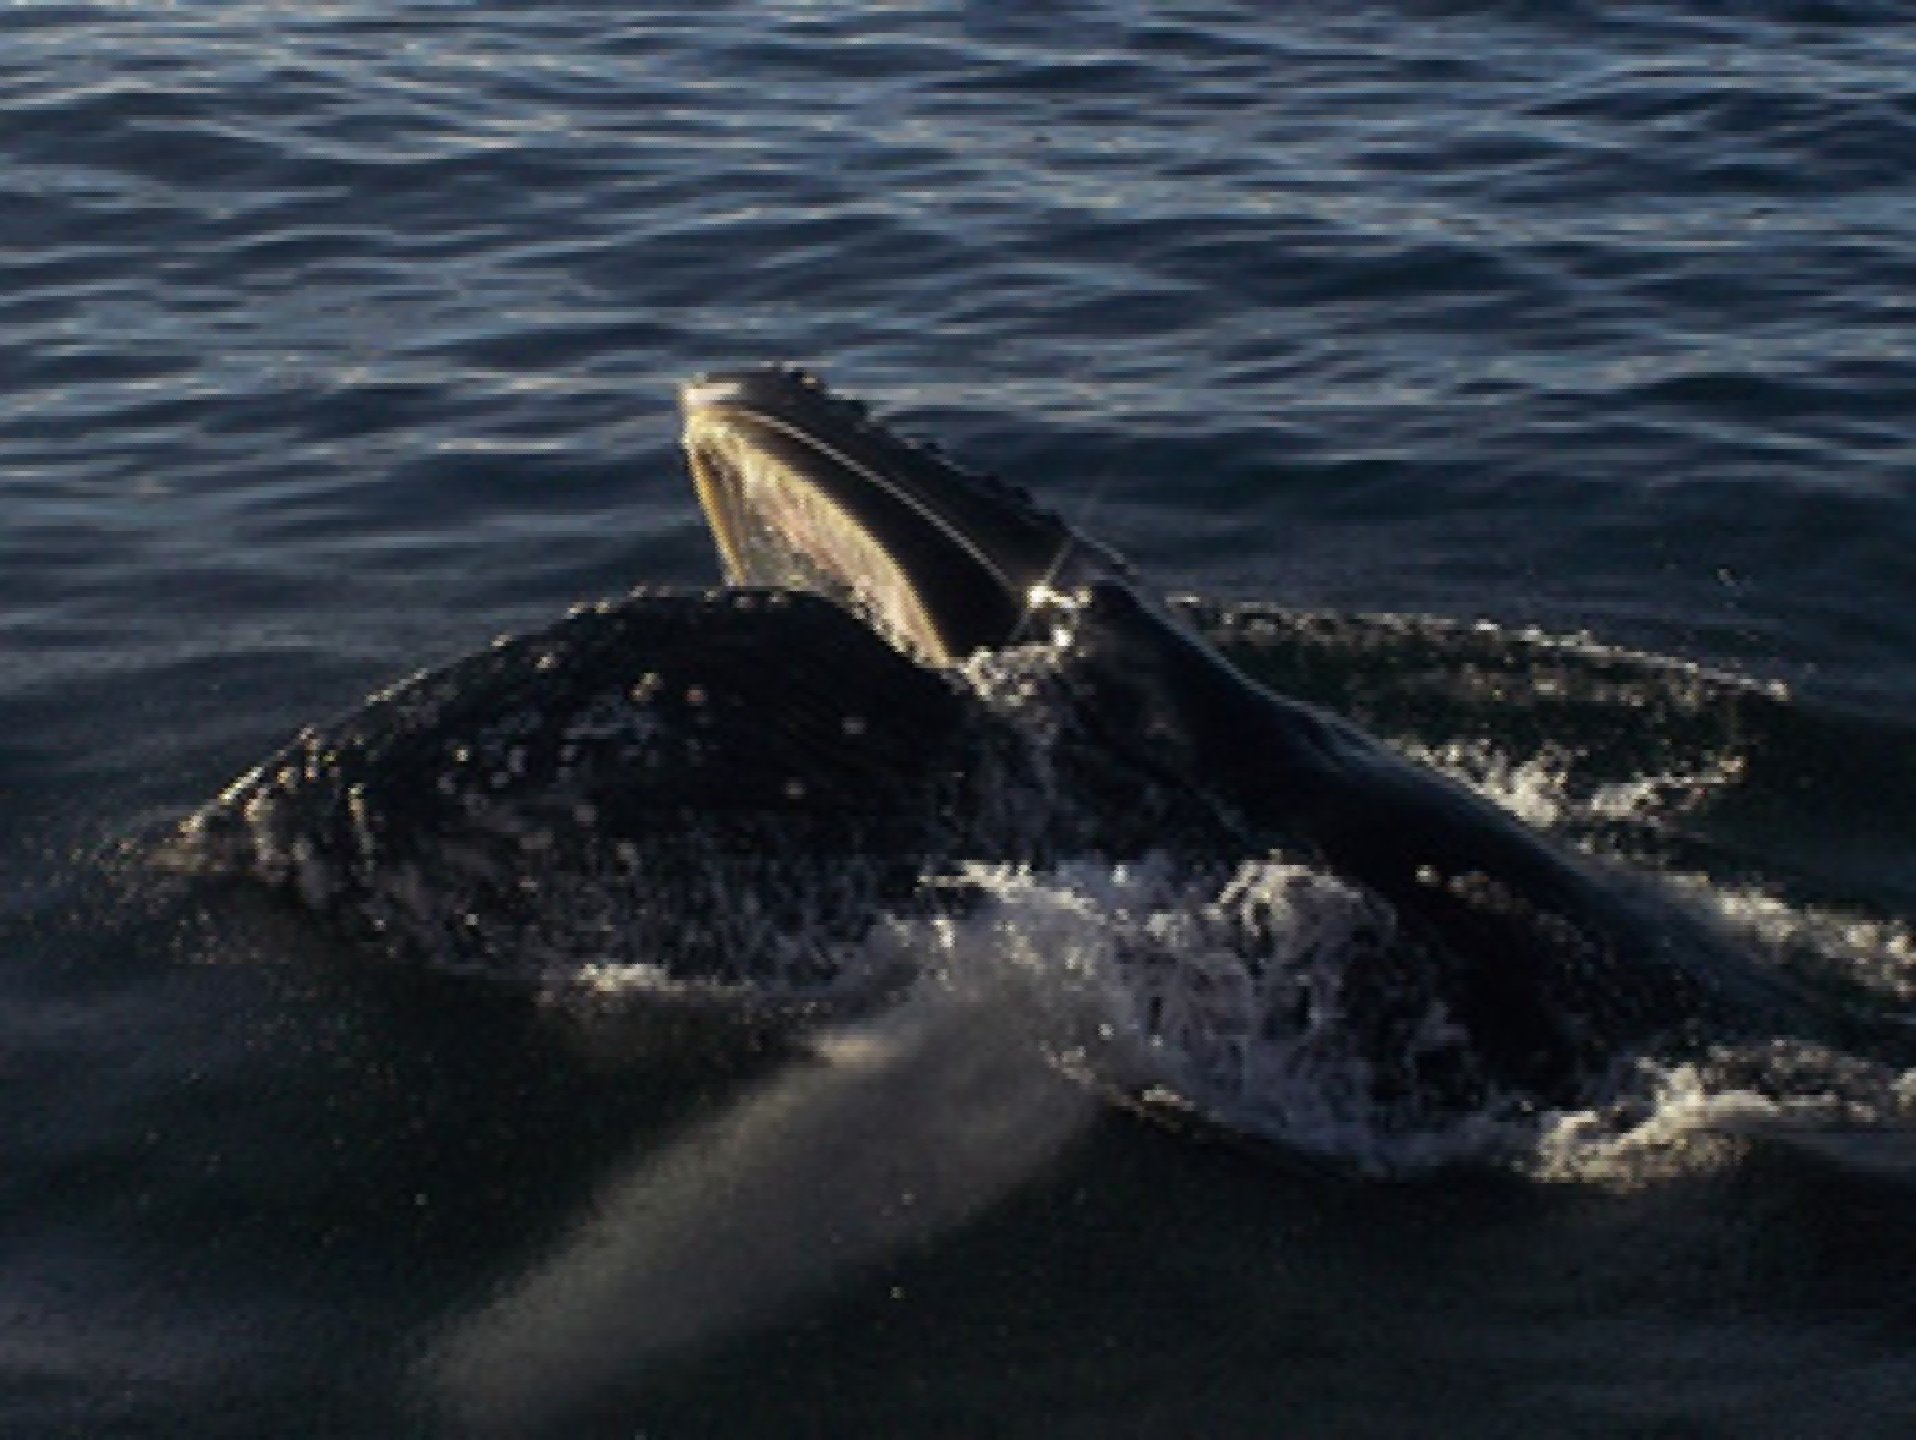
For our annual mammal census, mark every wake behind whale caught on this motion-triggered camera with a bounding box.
[173,366,1901,1173]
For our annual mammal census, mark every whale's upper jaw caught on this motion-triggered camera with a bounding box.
[680,365,1120,665]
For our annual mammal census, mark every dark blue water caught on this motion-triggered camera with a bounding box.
[5,4,1915,1435]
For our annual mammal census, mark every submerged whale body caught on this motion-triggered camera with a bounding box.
[179,366,1826,1136]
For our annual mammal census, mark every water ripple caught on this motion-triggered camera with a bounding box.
[2,2,1911,706]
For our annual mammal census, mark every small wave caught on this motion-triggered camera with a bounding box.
[1677,877,1916,1006]
[1394,735,1747,833]
[1535,1041,1916,1186]
[1377,726,1916,1012]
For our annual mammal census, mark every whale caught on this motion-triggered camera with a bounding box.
[177,366,1825,1134]
[679,367,1822,1100]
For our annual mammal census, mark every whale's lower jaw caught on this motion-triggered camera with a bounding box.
[685,417,956,664]
[680,365,1131,664]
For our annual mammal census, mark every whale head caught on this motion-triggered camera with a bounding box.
[680,366,1128,664]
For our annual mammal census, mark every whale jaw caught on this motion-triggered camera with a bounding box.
[680,365,1125,664]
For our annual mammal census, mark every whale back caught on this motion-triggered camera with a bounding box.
[174,589,997,1003]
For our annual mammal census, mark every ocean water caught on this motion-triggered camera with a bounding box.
[5,2,1915,1435]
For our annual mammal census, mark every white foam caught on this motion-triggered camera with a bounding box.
[1392,736,1746,833]
[865,856,1535,1175]
[830,845,1916,1183]
[1678,878,1916,1005]
[1392,738,1577,828]
[1533,1041,1916,1186]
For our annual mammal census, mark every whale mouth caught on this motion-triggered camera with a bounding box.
[680,366,1110,665]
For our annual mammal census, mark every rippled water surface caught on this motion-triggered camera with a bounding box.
[5,4,1915,1436]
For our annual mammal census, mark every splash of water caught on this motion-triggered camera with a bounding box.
[428,979,1093,1433]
